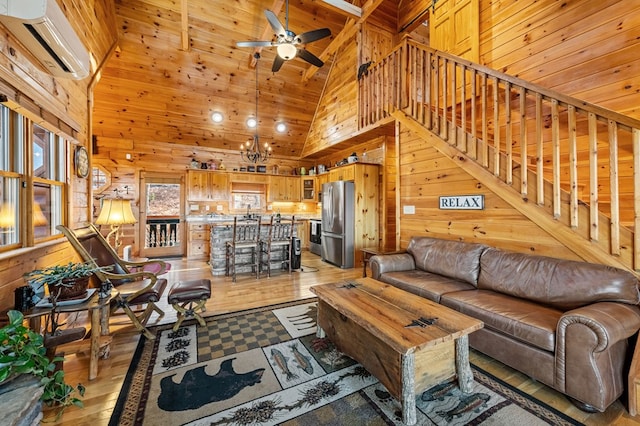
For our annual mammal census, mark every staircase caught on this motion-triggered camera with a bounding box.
[359,38,640,273]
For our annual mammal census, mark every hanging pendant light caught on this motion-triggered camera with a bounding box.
[241,53,272,163]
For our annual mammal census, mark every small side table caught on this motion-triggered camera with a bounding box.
[23,291,115,380]
[361,248,404,277]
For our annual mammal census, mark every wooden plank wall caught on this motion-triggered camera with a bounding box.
[302,33,360,157]
[479,0,640,120]
[397,124,581,259]
[0,0,117,312]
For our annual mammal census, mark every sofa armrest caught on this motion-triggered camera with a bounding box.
[370,253,415,280]
[556,302,640,409]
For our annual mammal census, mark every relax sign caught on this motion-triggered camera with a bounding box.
[439,195,485,210]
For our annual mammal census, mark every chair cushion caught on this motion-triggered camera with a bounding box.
[441,289,561,352]
[377,270,476,303]
[168,279,211,303]
[406,237,487,286]
[123,278,168,304]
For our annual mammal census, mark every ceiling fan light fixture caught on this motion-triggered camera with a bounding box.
[277,43,297,60]
[211,112,223,123]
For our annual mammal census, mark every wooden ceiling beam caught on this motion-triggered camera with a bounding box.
[317,0,362,19]
[303,0,385,81]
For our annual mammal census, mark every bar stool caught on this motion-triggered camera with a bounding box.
[225,216,261,282]
[260,215,295,277]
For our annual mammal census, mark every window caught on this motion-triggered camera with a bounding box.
[91,165,110,193]
[0,104,69,252]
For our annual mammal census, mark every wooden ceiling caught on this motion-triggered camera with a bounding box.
[92,0,391,160]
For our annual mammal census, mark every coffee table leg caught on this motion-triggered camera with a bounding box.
[401,353,417,425]
[455,335,474,392]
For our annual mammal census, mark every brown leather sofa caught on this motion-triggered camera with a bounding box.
[369,236,640,412]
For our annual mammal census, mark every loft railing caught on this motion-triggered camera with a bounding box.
[145,217,180,248]
[360,37,640,270]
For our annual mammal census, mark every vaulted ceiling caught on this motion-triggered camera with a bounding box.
[92,0,395,160]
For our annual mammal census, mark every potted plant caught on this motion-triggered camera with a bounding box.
[0,310,84,418]
[25,261,103,302]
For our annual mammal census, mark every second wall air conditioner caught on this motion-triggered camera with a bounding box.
[0,0,90,79]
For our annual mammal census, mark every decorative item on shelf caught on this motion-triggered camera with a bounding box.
[95,187,136,251]
[240,53,273,164]
[257,165,267,173]
[300,167,307,175]
[209,161,217,170]
[200,161,208,169]
[348,152,358,163]
[190,158,200,169]
[248,165,256,172]
[218,160,226,170]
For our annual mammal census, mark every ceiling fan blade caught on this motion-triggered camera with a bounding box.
[265,10,286,37]
[272,55,285,72]
[297,49,324,68]
[236,41,273,47]
[297,28,331,44]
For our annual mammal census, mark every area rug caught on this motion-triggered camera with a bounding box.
[109,299,584,426]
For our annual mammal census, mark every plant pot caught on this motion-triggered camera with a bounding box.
[48,276,90,301]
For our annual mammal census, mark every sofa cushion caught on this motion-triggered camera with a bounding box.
[378,270,476,303]
[478,248,640,310]
[441,290,562,352]
[407,237,487,286]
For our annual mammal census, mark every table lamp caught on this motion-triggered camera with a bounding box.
[95,195,136,251]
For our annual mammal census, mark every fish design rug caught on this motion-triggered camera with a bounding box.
[109,299,583,425]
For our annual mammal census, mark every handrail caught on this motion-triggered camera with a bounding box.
[360,38,640,270]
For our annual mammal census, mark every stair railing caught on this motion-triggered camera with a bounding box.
[359,37,640,270]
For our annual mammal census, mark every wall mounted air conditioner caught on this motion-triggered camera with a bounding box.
[0,0,90,79]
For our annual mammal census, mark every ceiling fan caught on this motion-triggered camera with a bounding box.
[236,0,331,72]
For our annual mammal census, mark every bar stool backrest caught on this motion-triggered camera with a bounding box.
[232,216,261,245]
[270,215,294,243]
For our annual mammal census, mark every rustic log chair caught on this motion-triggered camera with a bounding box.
[56,223,169,339]
[260,215,295,277]
[225,216,261,283]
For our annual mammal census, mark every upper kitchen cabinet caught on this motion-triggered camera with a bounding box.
[269,176,301,202]
[329,164,356,182]
[301,177,315,201]
[187,170,229,201]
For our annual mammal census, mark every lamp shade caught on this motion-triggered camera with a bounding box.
[95,198,136,225]
[0,202,15,228]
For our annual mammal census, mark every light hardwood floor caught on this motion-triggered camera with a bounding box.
[42,252,640,425]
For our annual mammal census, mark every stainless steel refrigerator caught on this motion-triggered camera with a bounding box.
[321,181,354,268]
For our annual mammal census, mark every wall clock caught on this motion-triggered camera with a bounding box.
[75,146,89,178]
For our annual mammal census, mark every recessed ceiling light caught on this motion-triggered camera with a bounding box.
[276,122,287,133]
[211,112,223,123]
[247,117,257,128]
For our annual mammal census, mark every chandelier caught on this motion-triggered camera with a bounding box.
[241,53,272,163]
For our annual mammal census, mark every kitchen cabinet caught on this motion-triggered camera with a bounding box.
[329,164,355,182]
[187,170,228,201]
[316,173,330,200]
[268,176,301,202]
[229,172,266,183]
[187,222,210,259]
[301,177,315,201]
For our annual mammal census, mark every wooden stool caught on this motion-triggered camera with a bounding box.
[167,279,211,331]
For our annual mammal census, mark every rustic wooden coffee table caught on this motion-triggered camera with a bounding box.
[310,277,483,425]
